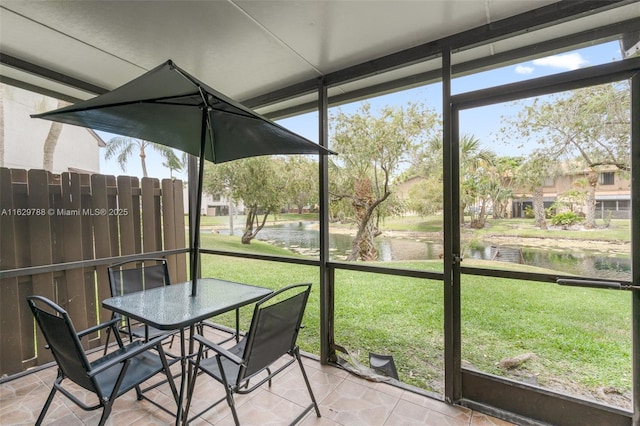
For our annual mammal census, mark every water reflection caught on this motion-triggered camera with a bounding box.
[217,221,631,280]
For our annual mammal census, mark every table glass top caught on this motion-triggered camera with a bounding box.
[102,278,272,329]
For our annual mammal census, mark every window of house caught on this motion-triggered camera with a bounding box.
[599,172,615,185]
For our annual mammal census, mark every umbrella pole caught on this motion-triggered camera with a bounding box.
[191,108,208,296]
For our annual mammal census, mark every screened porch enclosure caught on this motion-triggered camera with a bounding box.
[1,1,640,425]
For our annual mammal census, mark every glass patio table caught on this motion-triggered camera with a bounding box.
[102,278,273,425]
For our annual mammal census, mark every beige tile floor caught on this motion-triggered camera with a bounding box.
[0,330,514,426]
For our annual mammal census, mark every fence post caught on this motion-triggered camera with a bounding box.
[27,169,55,364]
[0,168,23,375]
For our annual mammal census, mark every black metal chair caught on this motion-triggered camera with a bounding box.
[183,283,321,425]
[27,295,179,426]
[105,258,177,350]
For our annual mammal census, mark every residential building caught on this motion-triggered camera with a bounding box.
[1,84,104,174]
[510,167,631,219]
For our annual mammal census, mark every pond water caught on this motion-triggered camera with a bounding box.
[218,221,631,281]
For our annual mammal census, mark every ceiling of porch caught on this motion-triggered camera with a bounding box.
[1,1,638,119]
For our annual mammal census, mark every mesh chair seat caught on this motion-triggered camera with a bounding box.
[196,340,246,387]
[91,343,171,398]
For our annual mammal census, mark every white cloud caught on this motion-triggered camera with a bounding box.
[515,65,534,74]
[533,53,588,71]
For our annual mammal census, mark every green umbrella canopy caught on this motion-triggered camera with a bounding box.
[31,59,334,162]
[32,59,334,295]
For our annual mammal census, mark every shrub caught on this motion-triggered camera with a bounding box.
[551,212,584,227]
[524,206,535,219]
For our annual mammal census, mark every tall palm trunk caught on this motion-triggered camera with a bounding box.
[139,145,148,177]
[42,100,65,172]
[584,170,598,229]
[533,186,547,230]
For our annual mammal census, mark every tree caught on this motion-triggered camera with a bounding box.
[330,102,438,261]
[514,153,557,230]
[457,135,495,226]
[406,137,444,216]
[485,156,520,219]
[412,135,495,226]
[503,82,630,228]
[104,136,181,177]
[204,157,286,244]
[283,156,318,213]
[407,175,442,216]
[162,151,187,178]
[42,100,66,171]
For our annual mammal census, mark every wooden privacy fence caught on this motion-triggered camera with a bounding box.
[0,168,188,378]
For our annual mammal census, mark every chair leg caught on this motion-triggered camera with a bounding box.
[225,389,241,426]
[295,349,321,418]
[157,342,180,407]
[97,399,112,426]
[35,385,58,425]
[183,352,203,423]
[135,385,143,400]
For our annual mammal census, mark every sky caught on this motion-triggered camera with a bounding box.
[98,40,623,180]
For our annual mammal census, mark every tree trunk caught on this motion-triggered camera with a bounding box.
[584,170,598,229]
[228,198,234,236]
[241,205,256,244]
[346,177,378,261]
[140,146,148,177]
[533,186,547,230]
[459,199,466,225]
[241,204,269,244]
[471,200,488,229]
[42,100,65,172]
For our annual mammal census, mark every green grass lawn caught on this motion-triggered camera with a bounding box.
[197,233,632,408]
[198,212,630,245]
[196,212,319,228]
[471,217,630,241]
[375,215,630,242]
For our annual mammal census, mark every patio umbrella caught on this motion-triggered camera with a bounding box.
[32,59,334,295]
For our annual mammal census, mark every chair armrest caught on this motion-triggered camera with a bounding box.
[193,334,244,365]
[87,335,169,377]
[77,318,121,339]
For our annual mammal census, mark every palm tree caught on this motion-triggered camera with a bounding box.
[162,151,188,178]
[425,135,495,224]
[458,135,495,225]
[42,99,66,172]
[515,153,556,230]
[104,136,181,177]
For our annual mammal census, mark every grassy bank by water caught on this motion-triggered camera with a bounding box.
[198,212,630,245]
[198,232,632,408]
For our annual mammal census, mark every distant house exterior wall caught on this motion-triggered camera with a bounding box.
[1,84,104,174]
[396,176,425,200]
[511,167,631,219]
[395,168,630,220]
[182,186,245,216]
